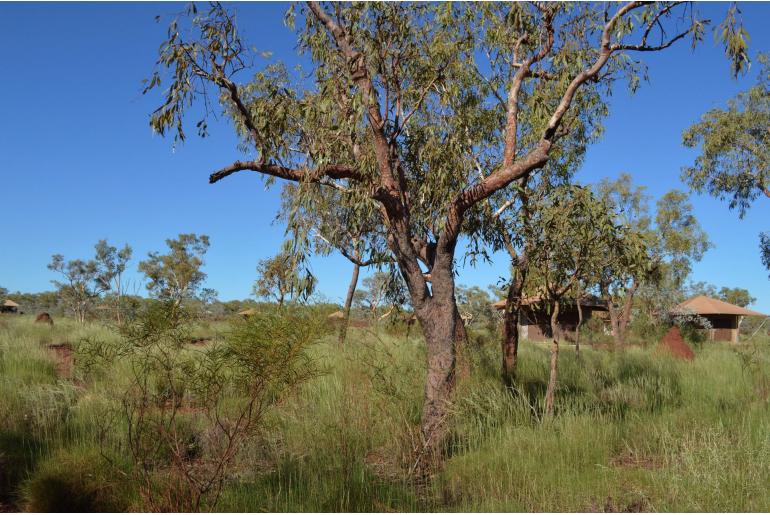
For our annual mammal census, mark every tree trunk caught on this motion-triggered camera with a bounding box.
[607,304,622,348]
[601,283,622,350]
[575,289,583,358]
[603,281,638,350]
[338,263,360,345]
[544,299,561,418]
[617,281,638,346]
[410,263,458,474]
[501,276,525,386]
[454,304,470,381]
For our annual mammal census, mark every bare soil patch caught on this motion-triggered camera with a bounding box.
[587,495,650,513]
[611,450,665,470]
[187,337,213,346]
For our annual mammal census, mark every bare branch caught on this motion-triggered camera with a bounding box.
[612,27,693,53]
[493,198,516,219]
[209,160,360,184]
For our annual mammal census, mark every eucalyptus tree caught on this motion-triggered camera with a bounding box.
[594,177,710,346]
[595,174,655,347]
[138,233,211,307]
[95,239,133,324]
[279,183,389,342]
[683,53,769,276]
[253,248,315,308]
[653,190,711,288]
[524,185,623,416]
[683,53,769,216]
[352,270,407,319]
[48,248,112,323]
[146,1,748,461]
[720,286,755,307]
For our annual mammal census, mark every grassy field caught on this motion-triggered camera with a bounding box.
[1,313,770,512]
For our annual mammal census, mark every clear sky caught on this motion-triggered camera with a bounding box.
[1,2,769,312]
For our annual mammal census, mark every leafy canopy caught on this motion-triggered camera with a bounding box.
[683,53,770,217]
[138,233,211,303]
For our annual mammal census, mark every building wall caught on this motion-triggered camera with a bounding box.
[704,314,739,343]
[520,306,605,342]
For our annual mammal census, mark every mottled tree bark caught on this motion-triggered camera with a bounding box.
[454,304,470,381]
[412,302,456,471]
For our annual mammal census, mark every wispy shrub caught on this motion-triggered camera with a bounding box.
[81,302,322,511]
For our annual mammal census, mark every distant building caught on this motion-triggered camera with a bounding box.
[492,295,609,342]
[1,299,20,314]
[671,295,766,343]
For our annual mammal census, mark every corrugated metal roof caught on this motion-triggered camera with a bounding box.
[673,295,765,317]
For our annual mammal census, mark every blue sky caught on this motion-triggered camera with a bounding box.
[1,2,769,312]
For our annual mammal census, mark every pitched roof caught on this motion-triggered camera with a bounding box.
[327,310,345,319]
[237,308,258,316]
[673,295,765,317]
[3,300,19,307]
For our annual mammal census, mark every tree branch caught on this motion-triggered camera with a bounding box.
[390,70,442,144]
[503,9,555,167]
[209,160,360,184]
[612,27,693,53]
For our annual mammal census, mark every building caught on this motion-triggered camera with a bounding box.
[671,295,766,343]
[492,295,609,342]
[0,299,20,314]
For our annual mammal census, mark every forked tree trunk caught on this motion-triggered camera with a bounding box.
[544,299,561,418]
[338,263,360,345]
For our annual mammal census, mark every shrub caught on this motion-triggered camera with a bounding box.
[87,302,322,511]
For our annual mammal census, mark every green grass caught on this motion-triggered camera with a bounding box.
[1,313,770,511]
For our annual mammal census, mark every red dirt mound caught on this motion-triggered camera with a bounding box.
[35,312,54,325]
[657,326,695,361]
[47,342,74,378]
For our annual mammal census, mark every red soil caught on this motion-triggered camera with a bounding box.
[657,326,695,361]
[47,342,74,378]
